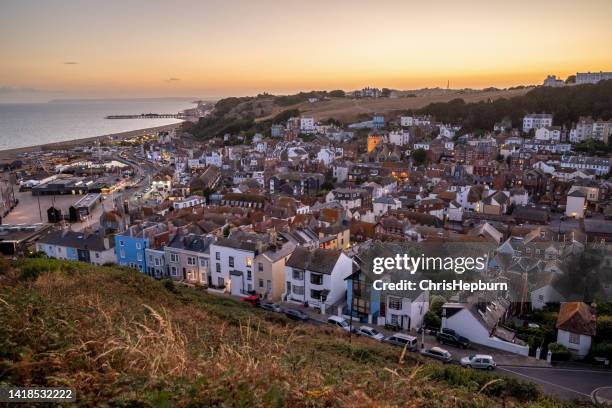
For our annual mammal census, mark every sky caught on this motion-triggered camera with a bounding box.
[1,0,611,102]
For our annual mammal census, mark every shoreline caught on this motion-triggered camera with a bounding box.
[0,123,182,160]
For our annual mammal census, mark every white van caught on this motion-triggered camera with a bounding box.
[384,333,418,351]
[327,316,350,332]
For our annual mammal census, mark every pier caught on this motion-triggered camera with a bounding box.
[105,113,186,119]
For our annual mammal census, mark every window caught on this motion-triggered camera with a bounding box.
[215,252,220,260]
[246,256,252,267]
[258,262,263,272]
[310,289,322,300]
[170,266,177,276]
[247,271,252,280]
[137,253,142,261]
[155,258,160,266]
[187,256,196,266]
[216,263,221,273]
[266,280,272,291]
[200,259,208,267]
[259,279,264,288]
[136,242,142,250]
[538,294,544,301]
[310,273,323,285]
[120,249,125,258]
[389,297,402,310]
[292,269,303,280]
[390,314,399,325]
[229,256,234,267]
[119,240,124,246]
[218,277,225,287]
[569,332,580,345]
[293,285,304,295]
[95,253,100,258]
[170,253,178,263]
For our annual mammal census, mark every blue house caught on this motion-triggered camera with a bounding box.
[372,114,385,129]
[115,222,168,272]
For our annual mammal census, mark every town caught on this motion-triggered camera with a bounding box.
[1,75,612,404]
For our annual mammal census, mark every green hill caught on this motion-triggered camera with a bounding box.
[0,258,586,407]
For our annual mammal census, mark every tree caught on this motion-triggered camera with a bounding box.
[328,89,345,98]
[565,75,576,84]
[423,311,441,330]
[430,295,447,316]
[411,148,427,166]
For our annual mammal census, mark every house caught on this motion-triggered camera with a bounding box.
[36,230,115,265]
[283,247,353,314]
[442,298,529,356]
[565,190,586,219]
[346,242,429,329]
[115,222,169,272]
[556,302,596,357]
[164,233,214,284]
[173,195,205,210]
[523,114,553,133]
[326,188,371,211]
[300,116,315,133]
[209,232,268,296]
[373,196,401,218]
[254,242,296,301]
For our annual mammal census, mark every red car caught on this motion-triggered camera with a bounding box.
[240,295,260,307]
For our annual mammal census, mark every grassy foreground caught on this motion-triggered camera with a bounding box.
[0,258,588,407]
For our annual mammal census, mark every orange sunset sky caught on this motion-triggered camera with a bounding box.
[1,0,611,101]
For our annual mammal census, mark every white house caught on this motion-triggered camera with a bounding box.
[373,196,401,217]
[400,116,414,127]
[300,116,315,133]
[283,247,353,314]
[535,127,561,142]
[447,200,463,222]
[565,190,586,219]
[389,130,410,146]
[555,302,596,358]
[36,230,115,266]
[523,114,553,133]
[442,299,529,356]
[173,196,205,210]
[209,235,261,296]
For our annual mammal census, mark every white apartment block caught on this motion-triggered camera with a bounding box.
[389,130,410,146]
[523,114,553,133]
[576,71,612,85]
[300,116,315,133]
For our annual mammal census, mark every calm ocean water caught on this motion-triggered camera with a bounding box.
[0,100,195,151]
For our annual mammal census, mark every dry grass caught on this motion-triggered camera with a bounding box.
[0,259,585,407]
[258,88,531,123]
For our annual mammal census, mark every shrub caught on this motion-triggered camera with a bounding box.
[547,342,571,361]
[589,342,612,361]
[423,310,441,330]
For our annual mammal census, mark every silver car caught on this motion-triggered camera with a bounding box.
[460,354,496,370]
[420,346,452,363]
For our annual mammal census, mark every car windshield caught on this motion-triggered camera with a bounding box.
[339,320,348,327]
[370,329,380,335]
[468,355,476,360]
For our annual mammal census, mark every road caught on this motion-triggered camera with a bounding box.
[498,366,612,402]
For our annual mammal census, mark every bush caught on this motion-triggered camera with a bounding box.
[589,342,612,361]
[547,342,571,361]
[423,311,441,330]
[428,365,540,401]
[429,295,446,316]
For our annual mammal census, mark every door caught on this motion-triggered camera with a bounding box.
[230,272,244,296]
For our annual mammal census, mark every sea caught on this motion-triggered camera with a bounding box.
[0,99,196,151]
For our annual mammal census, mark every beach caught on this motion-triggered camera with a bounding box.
[0,123,182,161]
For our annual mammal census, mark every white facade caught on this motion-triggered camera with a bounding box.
[523,114,553,133]
[442,306,529,356]
[173,196,205,210]
[283,253,353,314]
[376,292,429,331]
[565,194,586,219]
[209,243,256,296]
[389,130,410,146]
[557,329,592,357]
[300,116,315,133]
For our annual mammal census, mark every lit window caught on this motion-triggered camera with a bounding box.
[246,256,252,267]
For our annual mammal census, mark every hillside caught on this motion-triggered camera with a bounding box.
[260,88,532,124]
[0,258,585,407]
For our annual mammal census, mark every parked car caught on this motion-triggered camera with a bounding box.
[420,347,452,363]
[436,332,470,349]
[260,303,282,313]
[285,309,309,321]
[240,295,260,307]
[460,354,496,370]
[327,316,351,332]
[384,333,418,351]
[357,326,385,341]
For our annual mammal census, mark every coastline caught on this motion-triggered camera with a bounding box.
[0,123,182,161]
